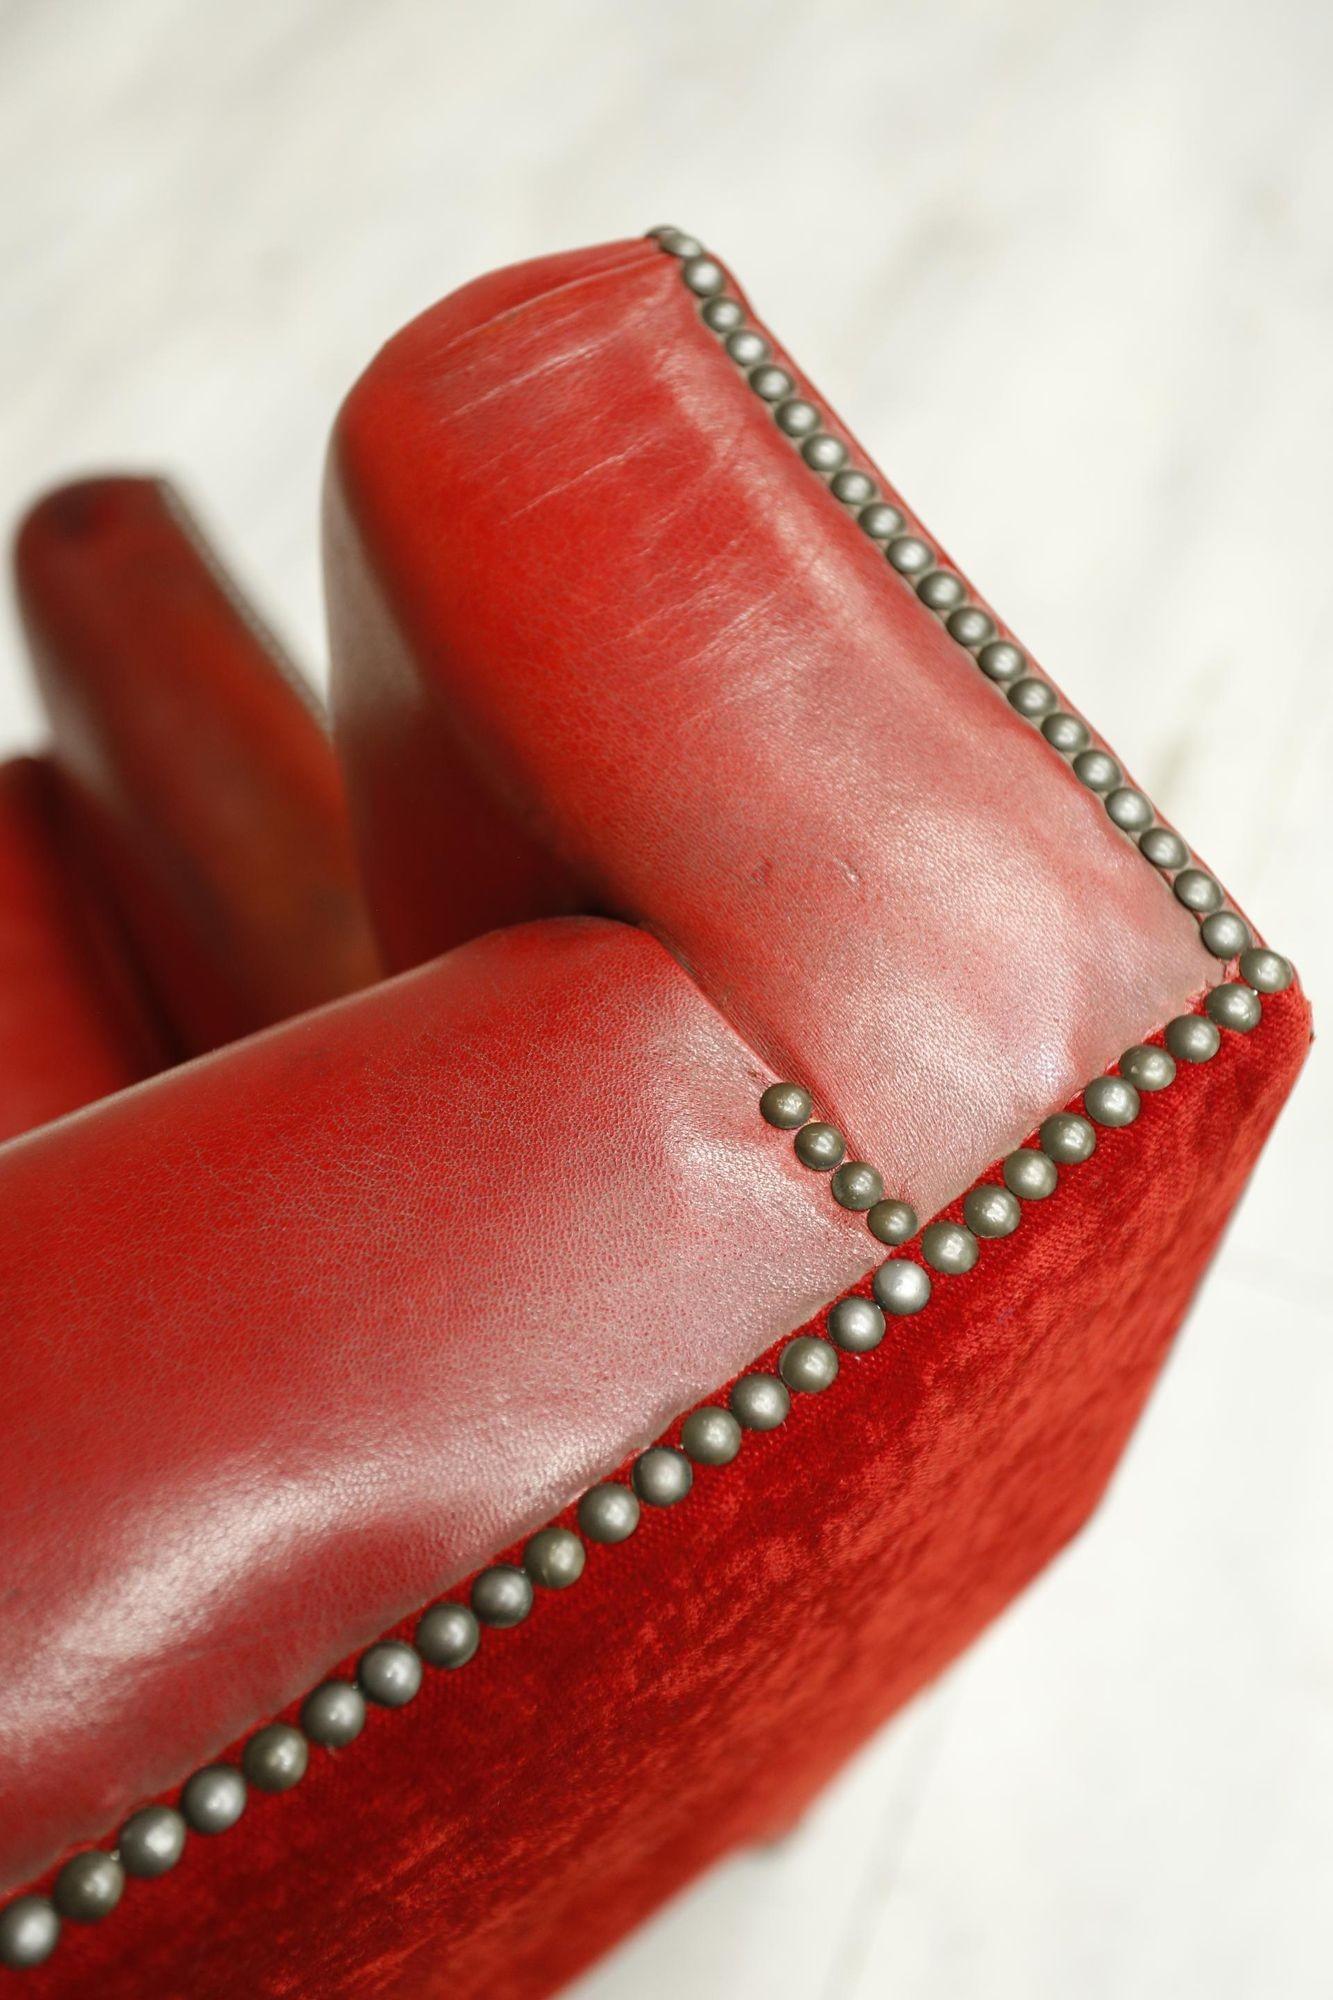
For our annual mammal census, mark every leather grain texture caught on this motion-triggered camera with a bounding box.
[12,983,1310,2000]
[326,237,1213,1221]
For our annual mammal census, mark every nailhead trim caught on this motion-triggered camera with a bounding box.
[0,229,1300,1974]
[644,229,1297,1254]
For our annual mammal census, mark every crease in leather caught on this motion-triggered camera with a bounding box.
[402,238,656,380]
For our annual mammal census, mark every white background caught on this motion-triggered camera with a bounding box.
[2,3,1329,1995]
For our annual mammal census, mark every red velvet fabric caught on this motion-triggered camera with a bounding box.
[14,984,1310,2000]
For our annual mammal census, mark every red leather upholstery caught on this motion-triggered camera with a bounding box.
[0,238,1310,1997]
[326,237,1211,1220]
[17,477,379,1054]
[0,915,871,1894]
[0,756,165,1139]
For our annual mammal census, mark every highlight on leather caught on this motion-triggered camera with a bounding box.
[0,915,872,1895]
[15,476,380,1056]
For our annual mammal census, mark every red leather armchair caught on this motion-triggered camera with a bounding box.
[0,232,1309,1997]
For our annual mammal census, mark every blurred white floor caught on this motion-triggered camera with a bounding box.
[1,2,1329,1994]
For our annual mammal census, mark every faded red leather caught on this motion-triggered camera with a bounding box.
[0,915,873,1894]
[0,757,165,1139]
[327,237,1212,1219]
[17,478,379,1054]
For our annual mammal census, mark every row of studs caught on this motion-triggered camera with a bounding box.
[3,993,1298,1977]
[652,225,1260,968]
[646,227,1296,1248]
[759,949,1292,1310]
[0,1358,838,1967]
[0,231,1298,1974]
[756,986,1286,1263]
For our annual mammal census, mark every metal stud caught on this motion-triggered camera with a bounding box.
[725,327,767,366]
[917,569,966,611]
[471,1564,534,1628]
[858,501,904,540]
[1139,826,1189,869]
[301,1680,366,1748]
[1120,1044,1177,1093]
[181,1766,246,1836]
[1003,1148,1058,1200]
[1239,946,1293,994]
[749,363,793,402]
[358,1640,423,1708]
[963,1183,1021,1239]
[827,1295,886,1354]
[760,1081,813,1130]
[830,1160,884,1210]
[1039,1112,1097,1164]
[872,1259,932,1316]
[978,640,1025,683]
[1200,910,1251,959]
[0,1897,60,1969]
[1173,867,1223,914]
[795,1121,846,1171]
[866,1197,918,1245]
[1042,712,1090,754]
[1164,1014,1221,1063]
[729,1373,790,1430]
[886,535,933,575]
[680,1406,743,1466]
[681,256,725,297]
[802,433,847,472]
[1084,1075,1141,1127]
[701,296,743,333]
[1007,678,1057,718]
[775,398,820,437]
[1106,786,1153,832]
[632,1445,693,1507]
[524,1526,586,1589]
[653,229,702,258]
[242,1725,309,1794]
[416,1601,482,1668]
[921,1220,979,1275]
[779,1336,839,1394]
[946,606,994,648]
[118,1804,188,1877]
[53,1852,124,1923]
[1073,749,1120,793]
[831,468,876,506]
[576,1483,641,1544]
[1205,983,1262,1034]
